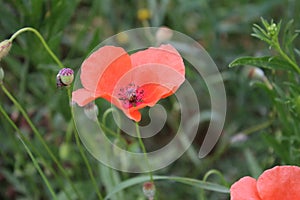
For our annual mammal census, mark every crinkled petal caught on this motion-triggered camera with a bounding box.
[257,166,300,200]
[72,46,132,106]
[230,176,261,200]
[131,44,185,76]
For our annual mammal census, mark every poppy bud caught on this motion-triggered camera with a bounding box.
[143,182,156,200]
[56,68,74,88]
[246,67,272,89]
[247,67,265,80]
[137,8,151,21]
[0,67,4,83]
[0,40,12,61]
[156,27,173,44]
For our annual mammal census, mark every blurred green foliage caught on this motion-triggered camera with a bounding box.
[1,0,300,199]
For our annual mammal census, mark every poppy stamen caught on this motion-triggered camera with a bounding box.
[118,83,144,108]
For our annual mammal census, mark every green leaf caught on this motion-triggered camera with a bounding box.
[252,24,268,38]
[244,148,262,179]
[229,56,296,71]
[104,175,229,200]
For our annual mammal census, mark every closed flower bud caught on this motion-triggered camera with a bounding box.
[156,27,173,44]
[143,182,155,200]
[267,23,277,38]
[247,67,265,80]
[0,40,12,60]
[0,67,4,83]
[56,68,74,88]
[245,67,272,89]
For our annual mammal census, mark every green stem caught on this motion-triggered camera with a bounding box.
[74,122,104,200]
[135,122,153,182]
[241,120,273,135]
[102,108,121,137]
[68,89,104,200]
[20,137,58,199]
[9,27,64,69]
[274,42,300,74]
[0,105,58,200]
[1,84,82,199]
[202,169,228,187]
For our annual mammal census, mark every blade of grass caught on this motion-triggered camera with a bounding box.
[104,175,229,200]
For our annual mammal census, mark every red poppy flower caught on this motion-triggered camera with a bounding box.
[72,44,185,122]
[230,165,300,200]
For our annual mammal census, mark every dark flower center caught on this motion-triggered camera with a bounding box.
[118,83,144,108]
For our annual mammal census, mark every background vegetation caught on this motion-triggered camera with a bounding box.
[1,0,300,199]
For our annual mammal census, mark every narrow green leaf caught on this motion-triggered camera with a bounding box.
[251,32,270,43]
[294,48,300,57]
[104,175,229,200]
[290,33,299,44]
[244,149,262,179]
[253,24,268,37]
[229,56,295,71]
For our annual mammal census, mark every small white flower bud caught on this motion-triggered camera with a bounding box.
[247,67,265,80]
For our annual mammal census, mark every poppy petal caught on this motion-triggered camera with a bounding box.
[128,109,142,122]
[72,46,132,106]
[72,88,97,107]
[130,44,185,76]
[230,176,261,200]
[111,63,184,121]
[257,166,300,200]
[130,44,185,102]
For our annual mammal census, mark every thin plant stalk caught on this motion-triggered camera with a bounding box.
[9,27,64,69]
[68,89,104,200]
[7,26,104,199]
[0,104,58,200]
[0,84,82,199]
[0,103,73,199]
[135,122,153,182]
